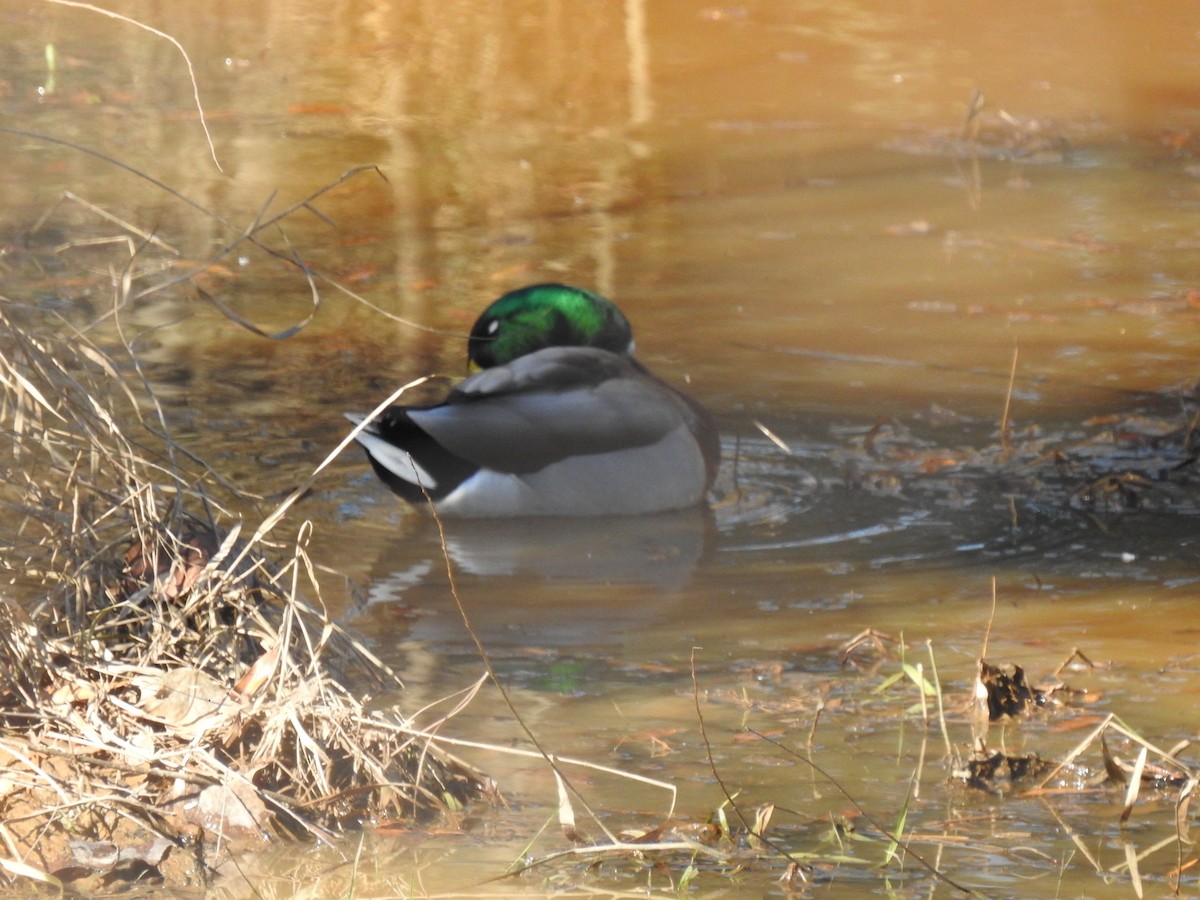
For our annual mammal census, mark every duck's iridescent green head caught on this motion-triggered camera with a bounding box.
[468,283,634,369]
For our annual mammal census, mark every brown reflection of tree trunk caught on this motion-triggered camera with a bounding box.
[353,0,647,312]
[625,0,653,126]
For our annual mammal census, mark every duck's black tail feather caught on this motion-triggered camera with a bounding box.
[360,409,479,506]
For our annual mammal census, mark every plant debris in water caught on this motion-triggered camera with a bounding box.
[0,301,484,893]
[978,660,1043,719]
[3,176,1199,896]
[962,751,1054,793]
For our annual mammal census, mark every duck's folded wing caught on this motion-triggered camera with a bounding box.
[411,348,692,474]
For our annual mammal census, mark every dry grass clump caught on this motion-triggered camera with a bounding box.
[0,299,483,891]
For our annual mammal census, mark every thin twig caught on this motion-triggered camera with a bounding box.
[44,0,223,172]
[689,648,809,877]
[1000,341,1019,452]
[423,496,625,845]
[749,729,986,897]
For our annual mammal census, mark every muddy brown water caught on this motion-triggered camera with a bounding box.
[4,2,1200,896]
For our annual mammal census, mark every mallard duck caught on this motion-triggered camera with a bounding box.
[346,283,719,517]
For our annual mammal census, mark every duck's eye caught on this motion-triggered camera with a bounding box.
[486,319,500,336]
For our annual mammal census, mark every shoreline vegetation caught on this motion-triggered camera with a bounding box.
[0,293,487,891]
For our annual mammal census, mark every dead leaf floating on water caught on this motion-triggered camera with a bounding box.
[962,751,1054,793]
[978,660,1043,720]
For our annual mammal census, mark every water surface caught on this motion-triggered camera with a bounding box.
[3,1,1200,896]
